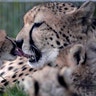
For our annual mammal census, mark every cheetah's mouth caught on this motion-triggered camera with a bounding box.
[6,36,35,60]
[15,47,41,62]
[15,47,31,58]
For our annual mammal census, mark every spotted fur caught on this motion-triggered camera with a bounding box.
[16,1,95,69]
[0,1,96,96]
[0,43,83,96]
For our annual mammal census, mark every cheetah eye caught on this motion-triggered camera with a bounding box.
[33,21,44,28]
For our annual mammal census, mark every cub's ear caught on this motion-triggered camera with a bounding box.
[71,1,95,21]
[0,30,6,48]
[68,44,86,66]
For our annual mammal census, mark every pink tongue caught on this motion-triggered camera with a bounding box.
[15,48,31,58]
[16,48,24,56]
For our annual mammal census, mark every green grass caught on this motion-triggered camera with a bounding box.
[0,84,28,96]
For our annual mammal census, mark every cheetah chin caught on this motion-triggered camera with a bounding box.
[15,46,59,68]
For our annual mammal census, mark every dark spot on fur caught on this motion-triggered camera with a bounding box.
[13,79,17,82]
[63,25,65,28]
[79,37,82,40]
[48,63,52,67]
[62,34,70,42]
[8,66,13,70]
[49,37,53,40]
[25,74,29,76]
[33,69,37,72]
[59,31,62,35]
[34,80,39,96]
[71,5,75,7]
[70,34,72,36]
[61,28,63,31]
[22,79,24,81]
[22,67,27,71]
[18,62,23,65]
[1,79,7,83]
[50,44,54,47]
[29,68,33,71]
[56,40,60,45]
[12,74,17,78]
[4,81,9,86]
[19,58,23,60]
[58,75,68,89]
[19,73,23,77]
[64,7,68,10]
[62,34,66,37]
[63,3,65,6]
[64,43,68,47]
[47,42,49,45]
[22,65,26,68]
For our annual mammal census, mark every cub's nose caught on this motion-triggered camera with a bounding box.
[15,39,23,49]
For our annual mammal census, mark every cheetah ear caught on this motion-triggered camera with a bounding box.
[73,1,95,19]
[68,44,86,66]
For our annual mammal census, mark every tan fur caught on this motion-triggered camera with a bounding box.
[16,1,95,68]
[0,1,96,96]
[0,43,85,96]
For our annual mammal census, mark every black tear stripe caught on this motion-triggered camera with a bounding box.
[29,22,44,62]
[29,21,60,62]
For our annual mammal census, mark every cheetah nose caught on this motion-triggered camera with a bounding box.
[15,39,23,49]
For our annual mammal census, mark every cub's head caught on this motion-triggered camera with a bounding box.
[0,30,17,66]
[16,1,95,68]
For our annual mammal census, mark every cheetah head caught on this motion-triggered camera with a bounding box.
[16,1,95,68]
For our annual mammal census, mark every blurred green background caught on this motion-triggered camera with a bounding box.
[0,2,95,38]
[0,2,41,37]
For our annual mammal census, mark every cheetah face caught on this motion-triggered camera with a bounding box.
[16,1,95,68]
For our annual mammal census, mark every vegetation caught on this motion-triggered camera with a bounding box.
[0,2,40,38]
[0,1,96,96]
[0,84,28,96]
[0,2,83,38]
